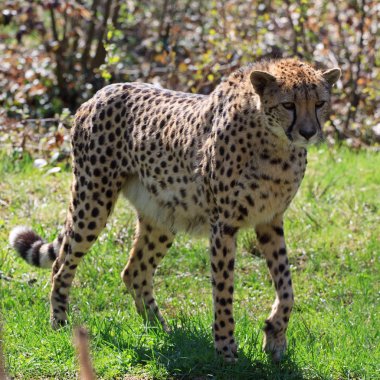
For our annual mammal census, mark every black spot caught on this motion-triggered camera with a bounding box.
[88,221,97,230]
[238,205,248,217]
[245,195,254,206]
[273,226,284,236]
[264,320,274,332]
[106,147,113,157]
[222,224,238,236]
[90,155,97,165]
[260,153,270,160]
[258,233,271,245]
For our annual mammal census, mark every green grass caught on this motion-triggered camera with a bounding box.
[0,146,379,379]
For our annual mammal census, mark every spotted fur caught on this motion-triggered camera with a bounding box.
[10,58,340,362]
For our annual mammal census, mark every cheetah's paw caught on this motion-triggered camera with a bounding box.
[263,333,287,362]
[216,341,238,363]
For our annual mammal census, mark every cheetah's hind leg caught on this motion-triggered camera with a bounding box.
[49,163,123,328]
[121,216,175,332]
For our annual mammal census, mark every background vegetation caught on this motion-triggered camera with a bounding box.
[1,0,380,159]
[0,1,379,379]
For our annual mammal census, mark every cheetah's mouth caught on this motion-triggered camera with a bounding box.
[293,134,323,148]
[285,128,323,148]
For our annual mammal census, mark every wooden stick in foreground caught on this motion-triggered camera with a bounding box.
[74,327,96,380]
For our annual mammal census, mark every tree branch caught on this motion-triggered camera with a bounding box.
[49,7,59,42]
[91,0,113,70]
[344,0,366,130]
[81,0,100,73]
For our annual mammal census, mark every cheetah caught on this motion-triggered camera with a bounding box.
[10,58,340,362]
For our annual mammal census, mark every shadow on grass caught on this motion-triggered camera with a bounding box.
[131,324,306,380]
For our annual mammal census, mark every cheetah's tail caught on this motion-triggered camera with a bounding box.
[9,226,60,268]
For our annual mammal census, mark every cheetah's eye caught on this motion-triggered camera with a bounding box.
[315,101,326,108]
[282,102,296,111]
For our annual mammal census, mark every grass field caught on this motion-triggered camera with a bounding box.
[0,146,379,379]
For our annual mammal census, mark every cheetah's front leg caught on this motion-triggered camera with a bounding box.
[210,221,238,362]
[255,214,294,362]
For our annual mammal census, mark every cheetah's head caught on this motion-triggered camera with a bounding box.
[250,59,341,147]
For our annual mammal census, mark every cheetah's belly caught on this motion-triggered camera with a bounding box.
[122,176,210,236]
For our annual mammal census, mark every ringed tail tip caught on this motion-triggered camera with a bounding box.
[9,226,57,268]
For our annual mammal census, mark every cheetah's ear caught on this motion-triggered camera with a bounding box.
[322,68,341,86]
[250,71,277,96]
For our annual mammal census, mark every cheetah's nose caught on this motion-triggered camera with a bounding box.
[299,126,317,140]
